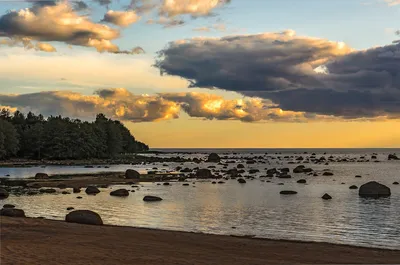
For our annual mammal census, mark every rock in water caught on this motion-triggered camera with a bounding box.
[323,172,334,176]
[207,153,221,163]
[349,185,358,190]
[280,190,298,195]
[196,169,212,178]
[0,188,9,199]
[110,189,129,197]
[85,186,100,195]
[359,181,391,198]
[388,154,399,160]
[65,210,103,225]
[35,173,49,179]
[143,196,162,202]
[0,208,25,217]
[322,193,332,200]
[125,169,140,179]
[297,179,306,184]
[2,204,15,209]
[73,187,81,193]
[237,178,246,184]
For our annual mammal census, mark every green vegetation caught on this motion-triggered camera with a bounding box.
[0,109,148,160]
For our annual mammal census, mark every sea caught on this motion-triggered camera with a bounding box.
[1,148,400,250]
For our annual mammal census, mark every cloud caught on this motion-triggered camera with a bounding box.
[385,0,400,6]
[146,16,185,28]
[0,2,138,54]
[0,88,335,123]
[156,30,352,91]
[102,10,140,27]
[159,0,231,17]
[0,88,180,122]
[155,30,400,119]
[0,37,56,52]
[193,23,226,32]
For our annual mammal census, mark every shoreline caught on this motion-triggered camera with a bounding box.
[1,217,400,265]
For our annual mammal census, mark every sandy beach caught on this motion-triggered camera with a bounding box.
[1,217,400,265]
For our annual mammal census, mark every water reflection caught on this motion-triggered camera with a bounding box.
[2,179,399,249]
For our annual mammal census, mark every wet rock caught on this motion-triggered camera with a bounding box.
[163,182,170,186]
[35,173,49,179]
[218,181,225,184]
[277,174,291,179]
[73,187,81,193]
[0,208,25,217]
[207,153,221,163]
[27,191,38,195]
[267,168,277,175]
[2,204,15,208]
[349,185,358,190]
[355,175,362,178]
[393,182,399,185]
[237,178,246,184]
[0,188,9,199]
[143,195,162,202]
[67,207,74,210]
[196,169,212,178]
[110,189,129,197]
[303,168,313,173]
[125,169,140,179]
[322,193,332,200]
[280,168,290,173]
[39,188,56,194]
[62,191,70,195]
[180,168,192,173]
[76,196,83,199]
[85,186,100,195]
[297,179,307,184]
[66,210,103,225]
[388,154,399,160]
[249,169,260,174]
[212,181,217,184]
[280,190,298,195]
[227,168,239,177]
[293,166,305,173]
[323,172,334,176]
[359,181,391,198]
[100,184,108,189]
[237,164,245,169]
[182,183,190,186]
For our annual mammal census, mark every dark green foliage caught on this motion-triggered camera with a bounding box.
[0,109,148,160]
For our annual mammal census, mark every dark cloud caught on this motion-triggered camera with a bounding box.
[155,31,351,92]
[155,31,400,119]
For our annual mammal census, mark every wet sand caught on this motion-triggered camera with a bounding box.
[1,217,400,265]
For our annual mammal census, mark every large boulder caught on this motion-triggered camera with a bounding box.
[359,181,391,198]
[207,153,221,163]
[85,186,100,195]
[0,188,9,199]
[35,173,49,179]
[65,210,103,225]
[0,208,25,217]
[143,195,163,202]
[110,189,129,197]
[196,169,212,178]
[125,169,140,179]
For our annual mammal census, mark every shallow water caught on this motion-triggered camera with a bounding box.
[1,149,400,250]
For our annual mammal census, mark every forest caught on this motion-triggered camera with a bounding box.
[0,109,148,160]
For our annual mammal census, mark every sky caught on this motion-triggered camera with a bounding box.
[0,0,400,148]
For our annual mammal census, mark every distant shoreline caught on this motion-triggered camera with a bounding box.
[1,216,400,264]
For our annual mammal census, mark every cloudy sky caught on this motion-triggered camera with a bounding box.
[1,0,400,148]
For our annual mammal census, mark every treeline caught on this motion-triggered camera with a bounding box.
[0,109,148,160]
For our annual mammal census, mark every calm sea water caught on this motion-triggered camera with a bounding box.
[1,148,400,249]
